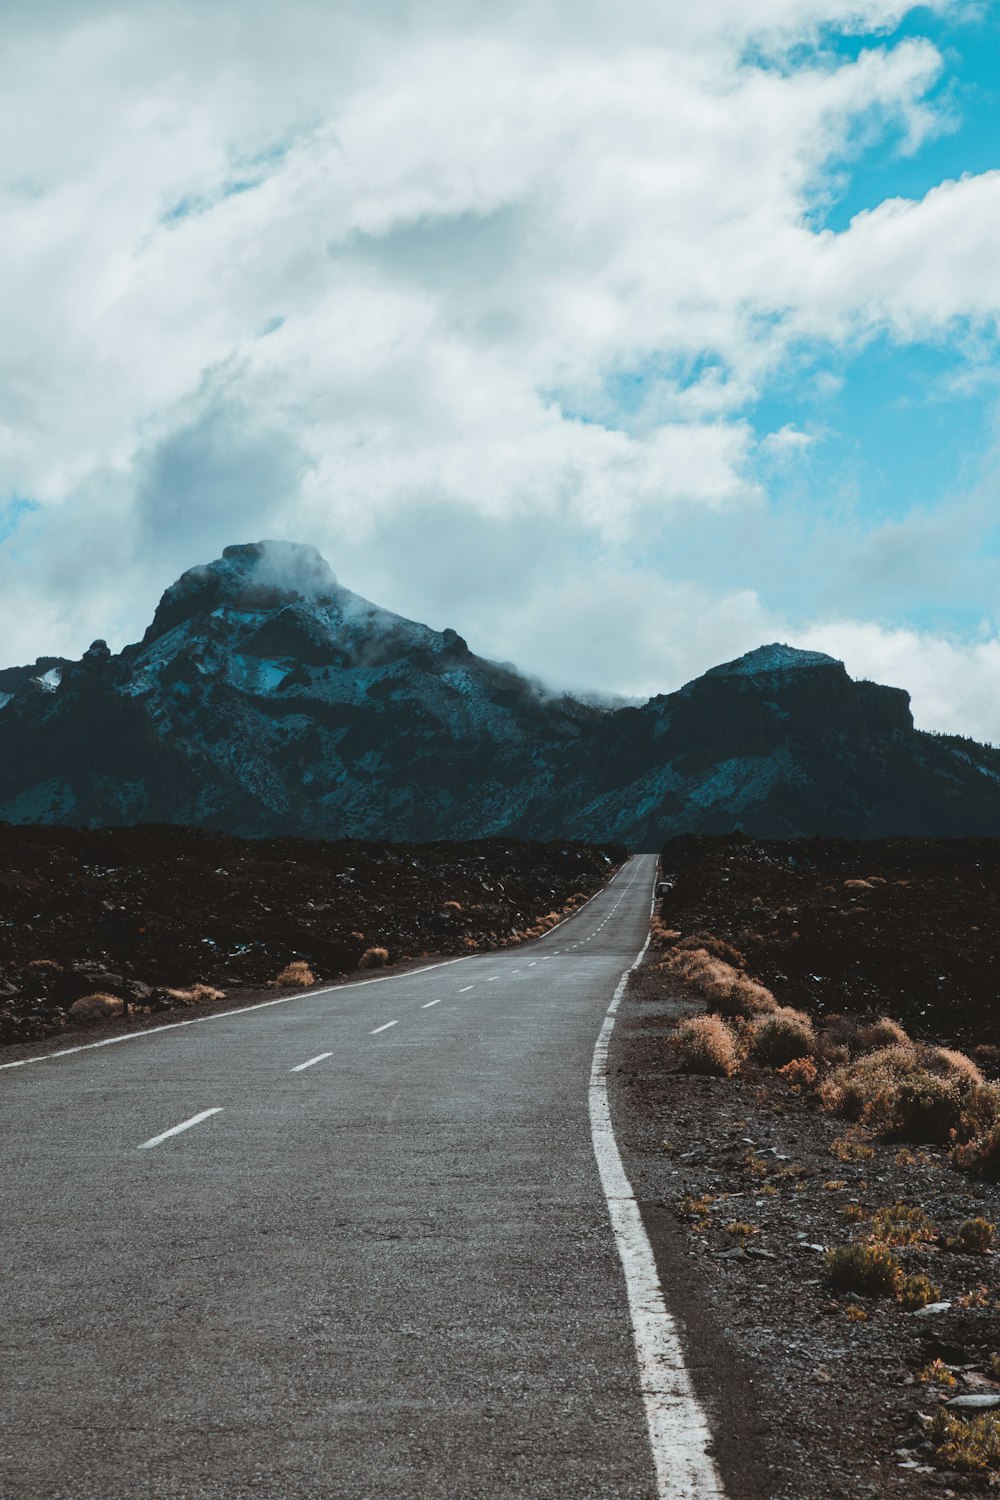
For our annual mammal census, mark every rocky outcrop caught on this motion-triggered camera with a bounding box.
[0,541,998,845]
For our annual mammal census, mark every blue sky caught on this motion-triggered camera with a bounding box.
[2,0,1000,737]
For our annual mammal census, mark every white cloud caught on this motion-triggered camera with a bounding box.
[798,620,1000,741]
[0,0,997,746]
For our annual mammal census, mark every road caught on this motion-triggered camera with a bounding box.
[0,851,699,1499]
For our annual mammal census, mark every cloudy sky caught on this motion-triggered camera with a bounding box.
[3,1,1000,736]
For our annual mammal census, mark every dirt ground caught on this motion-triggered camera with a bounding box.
[658,835,1000,1048]
[0,823,621,1047]
[610,835,1000,1498]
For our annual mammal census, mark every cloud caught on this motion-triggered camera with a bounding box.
[0,0,997,746]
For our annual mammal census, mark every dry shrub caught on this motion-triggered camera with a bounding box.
[870,1202,936,1245]
[275,962,315,988]
[746,1007,817,1068]
[822,1014,865,1055]
[952,1218,995,1254]
[825,1241,901,1297]
[715,973,779,1020]
[926,1047,984,1088]
[67,992,123,1026]
[917,1358,956,1388]
[819,1042,987,1144]
[931,1409,1000,1473]
[830,1130,875,1162]
[777,1056,819,1088]
[898,1272,942,1310]
[843,878,873,890]
[959,1084,1000,1142]
[953,1123,1000,1180]
[673,932,745,968]
[442,900,462,912]
[165,985,225,1004]
[190,984,225,1003]
[650,918,681,948]
[672,1015,739,1077]
[359,946,389,969]
[860,1017,909,1051]
[865,876,888,887]
[667,948,777,1019]
[27,958,62,970]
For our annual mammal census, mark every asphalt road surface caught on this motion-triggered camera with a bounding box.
[1,853,669,1500]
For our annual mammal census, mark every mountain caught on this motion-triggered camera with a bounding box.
[2,540,1000,846]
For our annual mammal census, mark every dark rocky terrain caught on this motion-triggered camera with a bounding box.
[613,835,1000,1497]
[614,970,1000,1500]
[0,823,620,1047]
[3,540,1000,844]
[658,835,1000,1047]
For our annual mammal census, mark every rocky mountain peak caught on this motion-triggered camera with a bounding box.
[141,540,341,648]
[705,643,843,679]
[0,542,996,843]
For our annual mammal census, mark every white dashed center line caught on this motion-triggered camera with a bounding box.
[138,1108,222,1151]
[290,1052,332,1073]
[370,1020,400,1035]
[459,985,474,992]
[421,999,443,1008]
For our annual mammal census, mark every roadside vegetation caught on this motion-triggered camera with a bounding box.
[649,905,1000,1489]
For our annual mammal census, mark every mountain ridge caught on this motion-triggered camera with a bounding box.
[2,540,999,846]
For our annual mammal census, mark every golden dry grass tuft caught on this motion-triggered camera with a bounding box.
[931,1409,1000,1473]
[897,1271,942,1310]
[952,1217,995,1254]
[777,1056,819,1089]
[671,1015,739,1077]
[745,1006,818,1067]
[359,946,390,969]
[870,1202,936,1245]
[825,1241,902,1297]
[67,993,123,1026]
[860,1017,910,1050]
[917,1359,956,1387]
[773,1056,821,1092]
[166,984,226,1004]
[442,900,462,912]
[275,962,315,988]
[665,946,777,1019]
[817,1042,987,1143]
[673,932,745,967]
[953,1122,1000,1180]
[650,918,681,948]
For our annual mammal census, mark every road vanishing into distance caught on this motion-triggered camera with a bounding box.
[1,852,717,1500]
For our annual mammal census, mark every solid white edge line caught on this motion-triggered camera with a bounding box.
[589,860,725,1500]
[290,1052,333,1072]
[138,1107,222,1150]
[1,860,630,1074]
[369,1019,399,1035]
